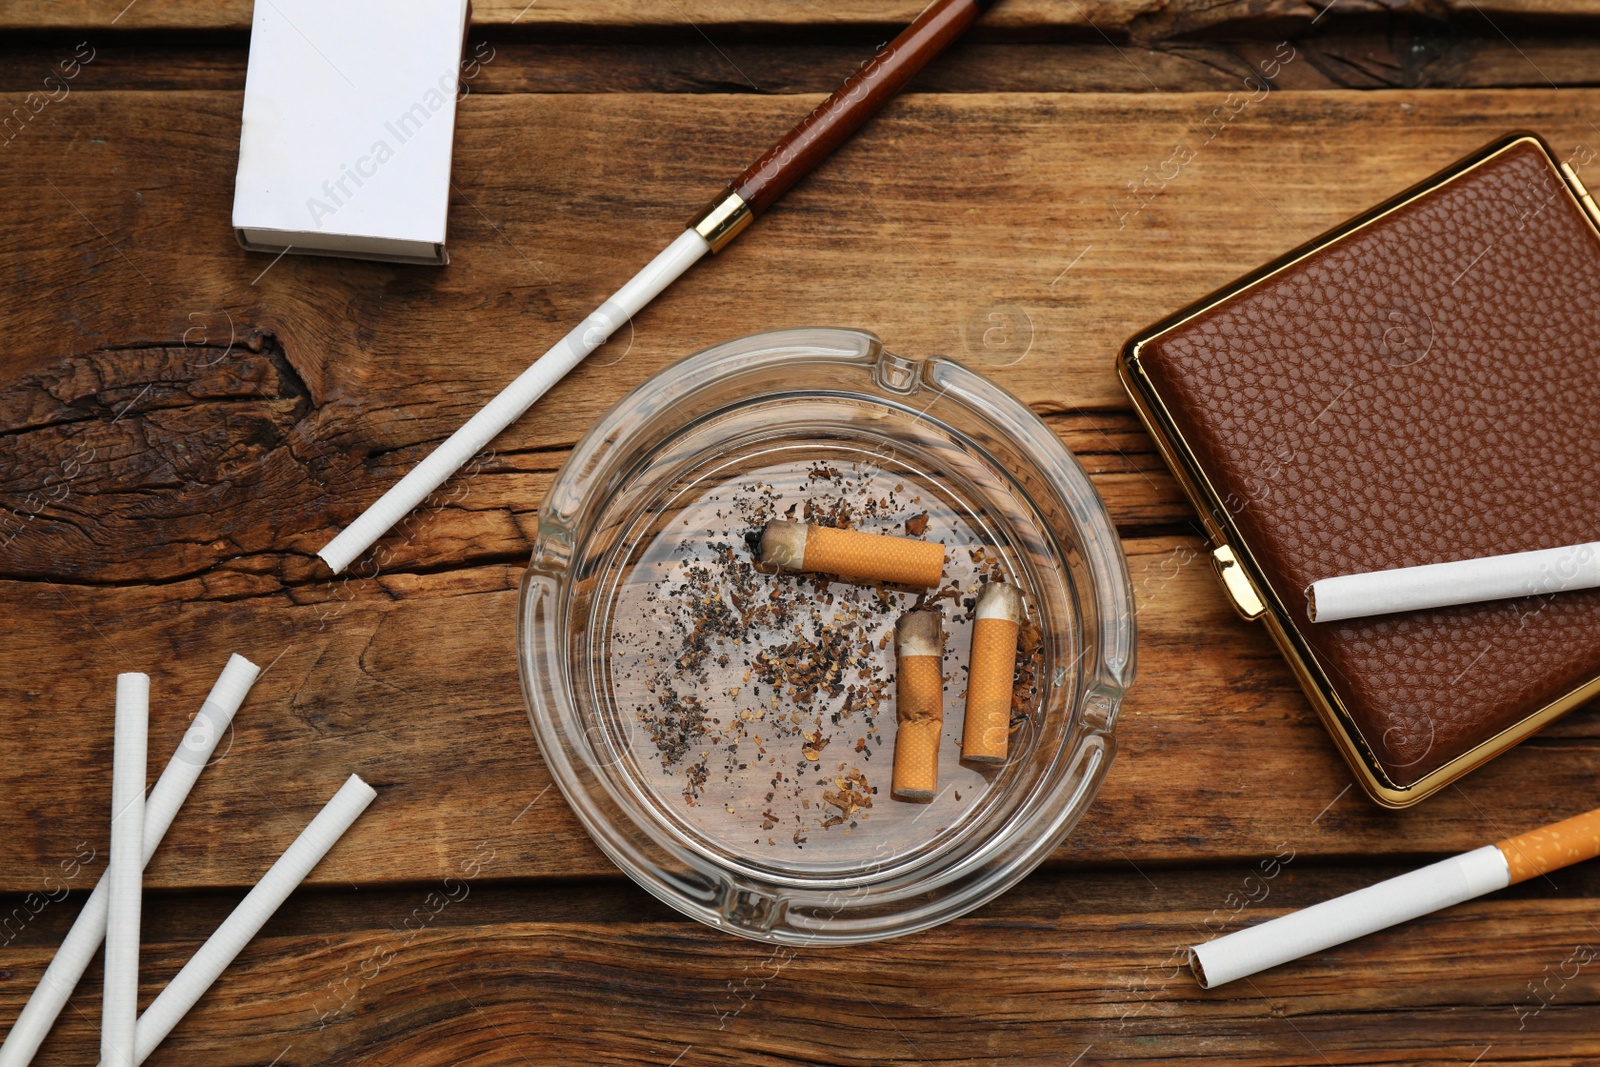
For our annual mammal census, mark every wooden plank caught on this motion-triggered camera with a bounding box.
[9,34,1600,96]
[1,0,1595,36]
[4,89,1600,892]
[3,875,1599,1064]
[3,533,1598,891]
[0,41,1302,96]
[3,88,1598,581]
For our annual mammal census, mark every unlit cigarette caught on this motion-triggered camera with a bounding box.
[316,229,710,575]
[1190,805,1600,988]
[0,654,259,1067]
[103,673,148,1067]
[313,0,992,575]
[109,773,377,1067]
[757,519,945,587]
[1307,540,1600,622]
[962,582,1021,764]
[892,609,943,800]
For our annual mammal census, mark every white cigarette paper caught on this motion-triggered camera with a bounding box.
[102,673,149,1067]
[109,773,377,1067]
[1307,540,1600,622]
[0,654,260,1067]
[316,228,711,574]
[1188,844,1510,988]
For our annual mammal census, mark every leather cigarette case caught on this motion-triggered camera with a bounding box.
[1119,132,1600,806]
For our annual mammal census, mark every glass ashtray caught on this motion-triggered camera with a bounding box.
[519,327,1134,945]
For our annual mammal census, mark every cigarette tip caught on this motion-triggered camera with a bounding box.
[975,580,1022,622]
[895,606,942,655]
[756,520,807,570]
[203,654,263,713]
[1187,947,1210,988]
[1304,583,1319,622]
[315,545,347,577]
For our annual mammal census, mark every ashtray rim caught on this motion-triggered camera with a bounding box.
[518,326,1136,945]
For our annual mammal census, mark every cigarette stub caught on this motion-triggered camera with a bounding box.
[892,609,944,800]
[757,519,944,588]
[1306,540,1600,622]
[962,582,1021,764]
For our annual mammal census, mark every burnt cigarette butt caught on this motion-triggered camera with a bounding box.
[757,519,944,587]
[893,609,943,800]
[962,582,1022,764]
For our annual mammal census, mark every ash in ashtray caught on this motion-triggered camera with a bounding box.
[609,460,1036,849]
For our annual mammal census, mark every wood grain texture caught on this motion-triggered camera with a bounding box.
[3,87,1600,893]
[1,0,1595,36]
[3,531,1599,892]
[4,88,1599,580]
[3,873,1600,1065]
[10,34,1600,96]
[3,17,1600,1065]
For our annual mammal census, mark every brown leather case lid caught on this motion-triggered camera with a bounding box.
[1136,137,1600,787]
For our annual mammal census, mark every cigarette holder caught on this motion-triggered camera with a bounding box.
[1120,132,1600,806]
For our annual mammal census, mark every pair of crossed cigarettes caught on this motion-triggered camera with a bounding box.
[753,519,1024,802]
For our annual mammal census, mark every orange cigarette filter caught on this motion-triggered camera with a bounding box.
[892,609,944,800]
[962,582,1022,764]
[757,519,944,588]
[1496,806,1600,884]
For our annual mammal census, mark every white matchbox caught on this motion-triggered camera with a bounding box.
[232,0,471,266]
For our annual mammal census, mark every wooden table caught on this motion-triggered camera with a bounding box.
[3,2,1599,1063]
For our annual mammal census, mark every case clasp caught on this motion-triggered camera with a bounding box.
[1560,161,1600,232]
[1211,544,1266,621]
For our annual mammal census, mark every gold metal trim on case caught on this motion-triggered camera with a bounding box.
[1118,132,1593,808]
[688,188,754,253]
[1560,162,1600,233]
[1211,545,1265,620]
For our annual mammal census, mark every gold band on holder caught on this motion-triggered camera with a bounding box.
[688,188,755,253]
